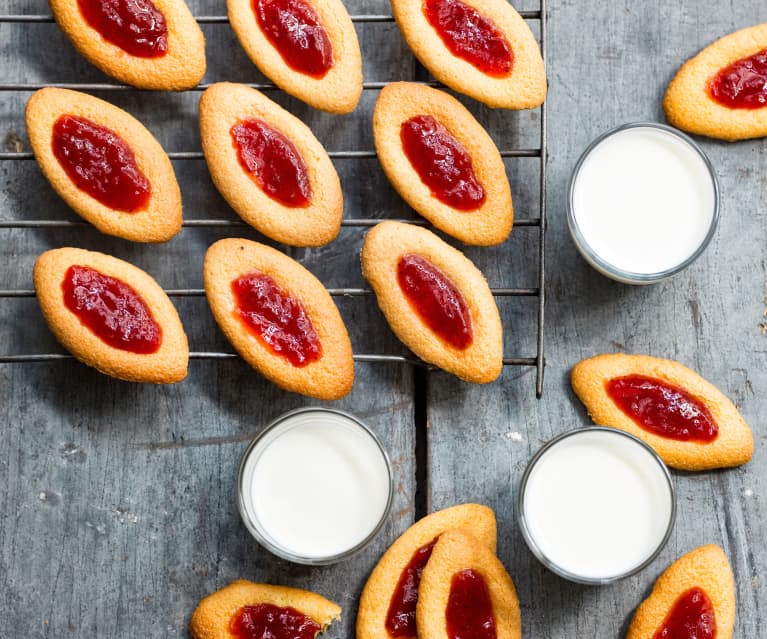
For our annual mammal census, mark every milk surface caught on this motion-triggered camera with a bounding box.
[523,430,673,580]
[572,127,715,275]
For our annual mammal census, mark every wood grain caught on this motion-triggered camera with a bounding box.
[1,0,765,637]
[428,2,767,638]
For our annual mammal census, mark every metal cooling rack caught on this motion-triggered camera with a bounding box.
[0,4,547,396]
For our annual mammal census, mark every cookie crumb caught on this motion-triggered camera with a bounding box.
[4,132,23,152]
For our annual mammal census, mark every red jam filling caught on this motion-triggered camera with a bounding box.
[52,115,151,213]
[231,119,312,208]
[385,538,438,637]
[653,588,716,639]
[232,271,321,367]
[606,375,718,442]
[397,255,473,350]
[400,115,486,211]
[709,48,767,109]
[446,569,497,639]
[62,265,162,354]
[77,0,168,58]
[230,604,321,639]
[423,0,512,77]
[253,0,334,78]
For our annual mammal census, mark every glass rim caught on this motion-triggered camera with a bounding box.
[517,426,677,585]
[566,122,720,284]
[236,406,394,566]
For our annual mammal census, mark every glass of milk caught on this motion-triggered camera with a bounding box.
[237,408,394,565]
[518,427,675,585]
[567,123,719,284]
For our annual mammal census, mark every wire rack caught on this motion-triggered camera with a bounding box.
[0,4,547,397]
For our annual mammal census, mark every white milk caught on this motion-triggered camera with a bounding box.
[239,410,391,560]
[571,126,716,275]
[521,429,673,581]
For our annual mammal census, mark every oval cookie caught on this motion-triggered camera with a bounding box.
[391,0,545,109]
[26,88,182,243]
[571,353,754,470]
[374,82,513,245]
[357,504,496,639]
[204,238,353,399]
[417,530,521,639]
[199,83,342,247]
[227,0,362,113]
[191,580,341,639]
[626,545,735,639]
[361,221,502,383]
[49,0,205,90]
[34,247,188,383]
[664,23,767,141]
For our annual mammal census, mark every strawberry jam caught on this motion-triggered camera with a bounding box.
[232,271,321,367]
[606,375,718,442]
[401,115,486,211]
[231,119,312,207]
[446,569,496,639]
[653,588,716,639]
[386,538,438,637]
[423,0,512,77]
[253,0,334,78]
[52,115,151,212]
[230,604,321,639]
[709,48,767,109]
[397,255,473,350]
[62,265,162,354]
[77,0,168,58]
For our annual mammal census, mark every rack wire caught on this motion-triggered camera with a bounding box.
[0,5,547,396]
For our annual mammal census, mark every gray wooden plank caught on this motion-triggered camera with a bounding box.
[0,361,415,638]
[8,0,765,637]
[428,1,767,637]
[0,0,418,636]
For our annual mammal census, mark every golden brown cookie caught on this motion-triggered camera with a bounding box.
[227,0,362,113]
[357,504,496,639]
[626,545,735,639]
[199,83,342,247]
[34,248,188,383]
[204,238,353,399]
[391,0,545,109]
[417,530,521,639]
[26,88,182,243]
[190,580,341,639]
[49,0,205,90]
[571,353,753,471]
[373,82,513,246]
[664,23,767,141]
[361,221,503,383]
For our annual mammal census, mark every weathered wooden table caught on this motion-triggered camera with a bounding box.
[1,0,765,636]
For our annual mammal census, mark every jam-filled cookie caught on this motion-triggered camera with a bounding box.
[199,83,342,247]
[34,248,188,383]
[357,504,496,639]
[417,530,521,639]
[190,580,341,639]
[391,0,545,109]
[361,221,503,383]
[227,0,362,113]
[571,353,754,471]
[49,0,205,90]
[26,88,182,243]
[373,83,513,246]
[664,23,767,141]
[626,545,735,639]
[204,238,353,399]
